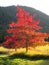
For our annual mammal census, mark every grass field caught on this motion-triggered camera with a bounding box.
[0,45,49,65]
[0,58,48,65]
[0,45,49,55]
[0,55,49,65]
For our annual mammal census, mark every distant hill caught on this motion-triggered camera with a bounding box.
[0,5,49,38]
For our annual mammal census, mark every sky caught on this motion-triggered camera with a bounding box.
[0,0,49,15]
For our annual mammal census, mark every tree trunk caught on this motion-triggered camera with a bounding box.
[15,46,17,51]
[26,42,28,53]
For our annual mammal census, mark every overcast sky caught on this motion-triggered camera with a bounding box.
[0,0,49,15]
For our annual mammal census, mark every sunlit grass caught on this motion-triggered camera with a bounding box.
[0,44,49,56]
[0,46,49,65]
[15,44,49,56]
[13,58,43,65]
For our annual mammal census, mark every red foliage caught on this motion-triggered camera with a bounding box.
[3,6,44,51]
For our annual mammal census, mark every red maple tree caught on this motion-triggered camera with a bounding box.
[3,6,43,52]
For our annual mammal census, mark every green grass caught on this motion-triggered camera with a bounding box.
[0,53,49,65]
[0,46,49,65]
[0,57,49,65]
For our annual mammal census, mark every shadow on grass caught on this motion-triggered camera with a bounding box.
[0,51,8,55]
[9,53,49,61]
